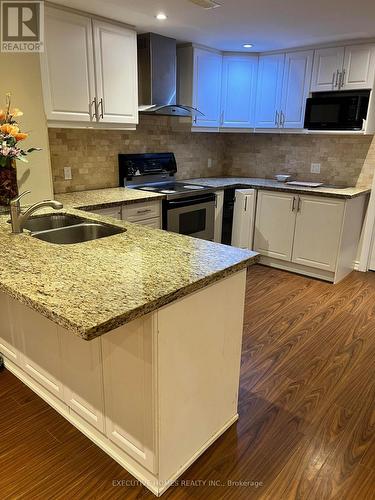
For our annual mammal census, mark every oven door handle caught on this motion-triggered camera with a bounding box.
[167,195,215,207]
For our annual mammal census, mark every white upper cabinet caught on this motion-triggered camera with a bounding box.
[177,46,222,128]
[311,44,375,92]
[193,48,223,128]
[311,47,345,92]
[255,54,285,128]
[41,6,138,126]
[92,20,138,124]
[341,44,375,90]
[281,50,313,128]
[221,55,258,128]
[41,7,96,122]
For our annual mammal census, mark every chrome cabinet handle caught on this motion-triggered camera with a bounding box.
[292,196,296,212]
[90,98,98,120]
[280,110,285,128]
[99,98,104,119]
[297,197,302,212]
[275,110,279,127]
[220,111,224,125]
[137,208,152,214]
[244,196,248,212]
[335,70,340,88]
[340,69,346,89]
[332,71,336,89]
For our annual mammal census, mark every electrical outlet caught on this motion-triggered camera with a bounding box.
[311,163,321,174]
[207,158,212,169]
[64,166,72,180]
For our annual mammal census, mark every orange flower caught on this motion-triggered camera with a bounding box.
[0,123,19,136]
[14,132,28,141]
[0,109,5,120]
[10,108,23,118]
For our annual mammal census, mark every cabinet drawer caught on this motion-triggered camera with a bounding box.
[87,206,122,220]
[123,201,161,222]
[134,217,161,229]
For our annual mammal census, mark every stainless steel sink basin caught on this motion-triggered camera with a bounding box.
[22,213,85,232]
[32,222,126,244]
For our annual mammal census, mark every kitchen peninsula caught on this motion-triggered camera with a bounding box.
[0,206,258,496]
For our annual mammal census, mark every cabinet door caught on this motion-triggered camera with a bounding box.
[342,44,375,90]
[221,55,258,128]
[281,50,313,128]
[93,20,138,124]
[214,190,224,243]
[193,49,222,128]
[17,304,64,400]
[232,189,256,249]
[0,294,20,366]
[254,191,296,261]
[41,7,96,122]
[255,54,285,128]
[292,196,345,271]
[102,315,156,472]
[310,47,345,91]
[60,332,105,433]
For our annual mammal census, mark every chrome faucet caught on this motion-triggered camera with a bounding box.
[10,191,63,234]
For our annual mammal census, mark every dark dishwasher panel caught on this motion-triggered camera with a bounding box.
[221,188,236,245]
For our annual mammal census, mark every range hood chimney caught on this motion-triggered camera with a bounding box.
[137,33,203,118]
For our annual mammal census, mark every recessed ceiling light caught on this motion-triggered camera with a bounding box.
[156,13,167,20]
[243,44,253,48]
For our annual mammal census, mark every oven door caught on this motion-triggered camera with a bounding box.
[165,194,215,241]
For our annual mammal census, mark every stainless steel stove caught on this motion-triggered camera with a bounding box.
[118,152,216,240]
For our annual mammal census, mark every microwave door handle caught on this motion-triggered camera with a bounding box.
[335,70,340,88]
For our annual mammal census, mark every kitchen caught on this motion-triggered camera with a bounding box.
[0,0,375,498]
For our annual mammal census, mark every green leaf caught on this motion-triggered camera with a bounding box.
[26,147,42,153]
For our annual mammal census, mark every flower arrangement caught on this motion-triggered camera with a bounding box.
[0,93,40,167]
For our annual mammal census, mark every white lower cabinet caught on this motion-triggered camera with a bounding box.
[0,270,247,496]
[254,189,365,282]
[101,316,156,472]
[122,200,162,228]
[254,191,296,260]
[0,294,21,366]
[292,196,345,271]
[87,201,162,228]
[17,303,64,400]
[232,189,256,249]
[60,332,105,433]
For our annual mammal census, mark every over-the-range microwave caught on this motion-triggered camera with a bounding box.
[304,90,371,131]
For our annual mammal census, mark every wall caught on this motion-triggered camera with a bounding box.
[223,133,375,188]
[49,116,224,193]
[0,53,54,203]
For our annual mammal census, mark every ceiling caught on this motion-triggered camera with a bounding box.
[51,0,375,52]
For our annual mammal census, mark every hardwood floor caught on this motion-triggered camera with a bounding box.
[1,265,375,499]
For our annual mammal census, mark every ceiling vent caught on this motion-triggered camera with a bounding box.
[188,0,222,9]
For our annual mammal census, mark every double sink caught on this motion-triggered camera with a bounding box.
[21,214,126,244]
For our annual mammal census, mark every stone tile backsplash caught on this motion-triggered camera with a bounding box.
[49,116,375,193]
[49,116,224,193]
[223,133,375,188]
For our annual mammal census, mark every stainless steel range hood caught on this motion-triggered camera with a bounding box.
[137,33,203,118]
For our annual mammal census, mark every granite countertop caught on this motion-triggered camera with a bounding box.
[184,177,371,199]
[0,209,258,340]
[55,187,165,210]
